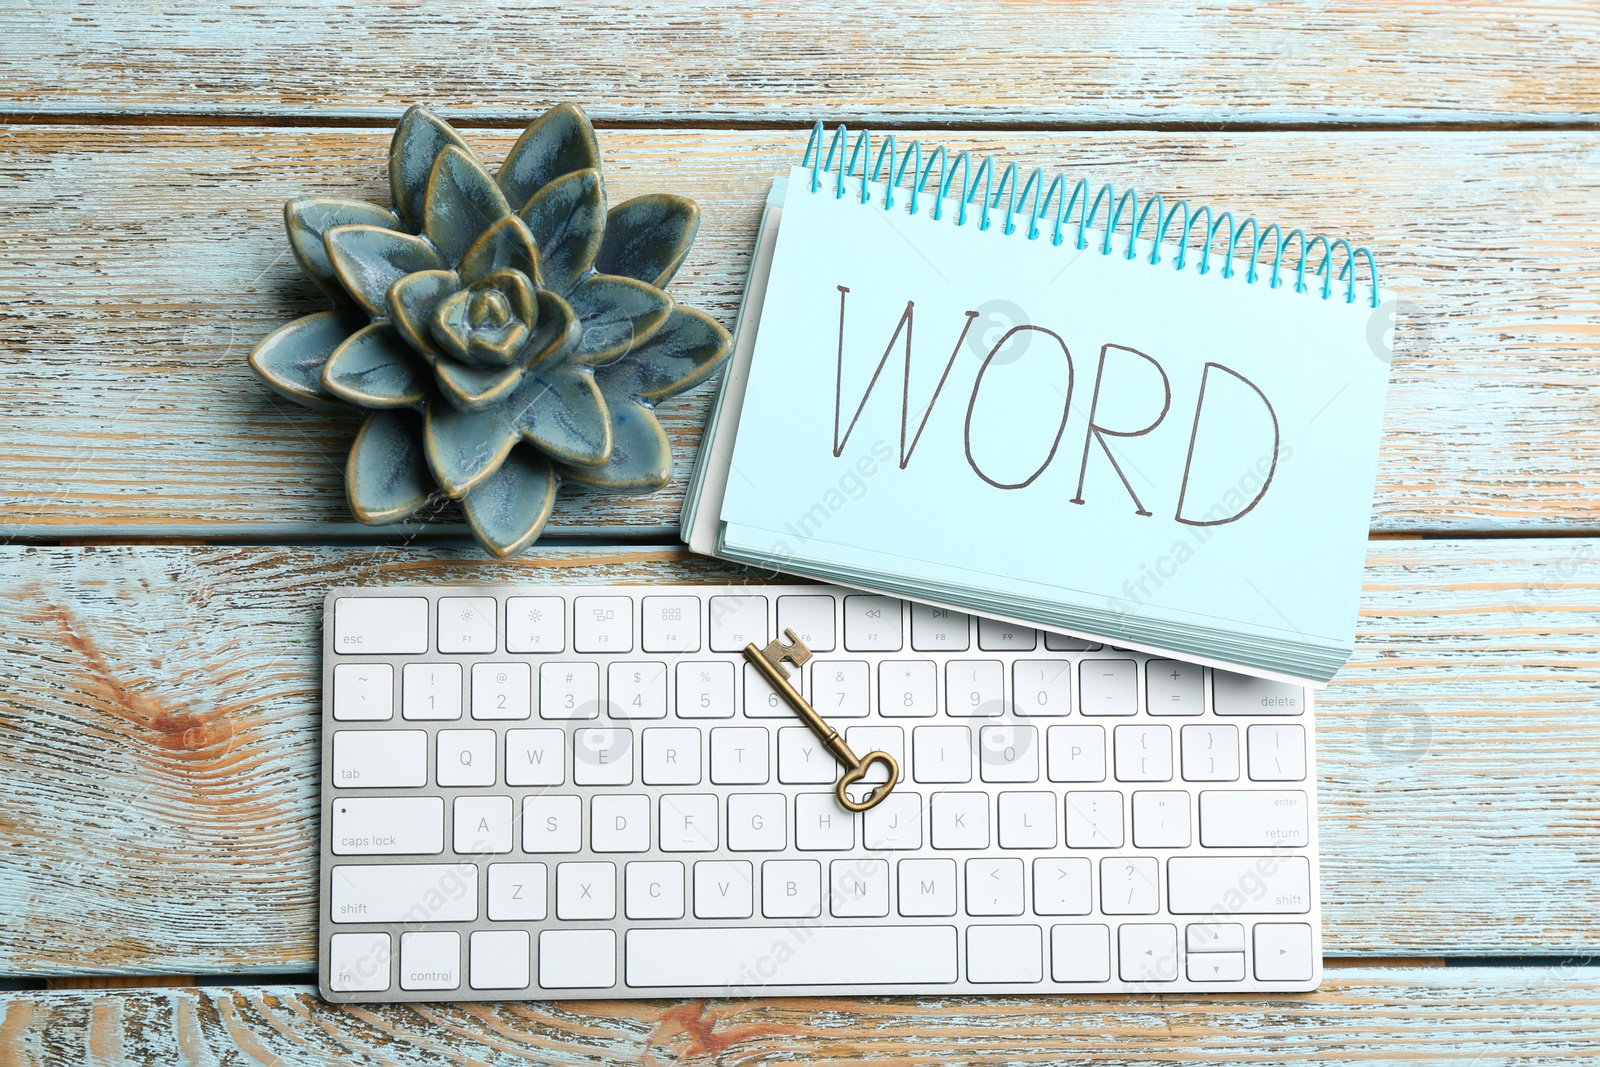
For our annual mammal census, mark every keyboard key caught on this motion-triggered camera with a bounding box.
[1079,659,1137,715]
[1033,857,1092,915]
[1043,632,1102,652]
[331,796,443,856]
[863,791,923,850]
[727,792,787,851]
[1064,791,1123,848]
[1013,660,1071,716]
[843,595,903,651]
[659,793,718,851]
[487,862,547,921]
[625,926,958,987]
[557,860,616,920]
[1188,951,1246,982]
[843,726,904,785]
[795,793,854,850]
[334,663,393,721]
[1181,724,1239,782]
[400,930,460,991]
[1167,856,1312,914]
[625,860,685,919]
[402,663,461,720]
[574,595,633,653]
[1101,856,1160,914]
[946,660,1003,717]
[471,930,531,990]
[830,858,889,917]
[1132,791,1191,848]
[1114,724,1173,782]
[743,660,804,718]
[976,617,1037,651]
[1198,790,1309,847]
[472,662,532,720]
[573,727,633,785]
[980,725,1040,783]
[694,860,754,918]
[454,795,512,853]
[777,595,836,652]
[641,596,701,653]
[505,728,564,786]
[331,863,478,923]
[912,725,972,784]
[1186,923,1246,953]
[438,729,492,790]
[965,857,1024,915]
[778,726,838,784]
[1118,923,1179,982]
[711,727,769,784]
[1213,671,1305,715]
[997,791,1056,848]
[811,660,870,718]
[1248,724,1307,781]
[709,594,767,652]
[505,595,564,652]
[540,662,601,719]
[523,795,582,853]
[1254,923,1315,982]
[676,661,735,718]
[333,596,427,654]
[608,662,668,719]
[438,596,496,653]
[329,931,391,992]
[539,929,615,989]
[762,859,822,918]
[1146,660,1203,715]
[1047,725,1106,782]
[591,794,650,852]
[910,604,969,651]
[332,729,426,789]
[898,857,957,916]
[967,925,1042,983]
[643,727,702,785]
[879,660,936,718]
[1050,924,1110,982]
[930,792,988,849]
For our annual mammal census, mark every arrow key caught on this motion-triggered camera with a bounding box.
[1186,950,1245,982]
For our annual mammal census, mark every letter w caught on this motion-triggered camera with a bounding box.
[832,285,978,468]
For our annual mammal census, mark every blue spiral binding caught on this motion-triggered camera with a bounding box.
[801,121,1381,308]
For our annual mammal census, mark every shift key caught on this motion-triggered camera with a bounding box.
[1168,856,1312,915]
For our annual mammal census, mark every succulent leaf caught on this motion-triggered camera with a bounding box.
[387,269,460,359]
[558,396,672,492]
[593,194,701,289]
[389,105,476,230]
[496,103,601,215]
[247,310,364,408]
[519,168,605,295]
[565,274,673,366]
[435,359,526,413]
[346,409,433,523]
[597,305,732,403]
[461,446,559,558]
[424,146,513,266]
[285,197,400,305]
[520,289,583,374]
[320,323,429,409]
[423,395,521,499]
[457,215,541,287]
[325,225,445,318]
[515,363,612,467]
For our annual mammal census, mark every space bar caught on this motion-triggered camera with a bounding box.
[626,926,958,989]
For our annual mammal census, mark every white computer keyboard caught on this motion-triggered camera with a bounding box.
[319,583,1320,1001]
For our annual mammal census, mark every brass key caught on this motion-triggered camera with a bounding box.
[743,629,899,813]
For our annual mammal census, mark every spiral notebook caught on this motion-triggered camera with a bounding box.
[684,125,1394,685]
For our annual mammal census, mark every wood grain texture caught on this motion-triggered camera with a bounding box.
[3,1,1599,125]
[3,968,1600,1066]
[3,125,1599,537]
[0,540,1595,977]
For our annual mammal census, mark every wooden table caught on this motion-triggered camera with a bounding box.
[2,3,1597,1062]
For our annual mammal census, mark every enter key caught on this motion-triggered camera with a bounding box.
[1199,790,1309,847]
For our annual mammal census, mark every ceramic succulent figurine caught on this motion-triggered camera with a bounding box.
[248,103,732,556]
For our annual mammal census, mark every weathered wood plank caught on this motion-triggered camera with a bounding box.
[0,540,1595,976]
[4,2,1598,125]
[2,126,1598,536]
[3,968,1600,1065]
